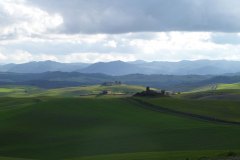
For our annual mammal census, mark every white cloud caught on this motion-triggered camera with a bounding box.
[0,53,7,61]
[104,40,117,48]
[8,50,33,63]
[129,32,214,53]
[34,54,58,62]
[61,53,136,63]
[0,0,63,39]
[0,50,59,63]
[1,28,240,63]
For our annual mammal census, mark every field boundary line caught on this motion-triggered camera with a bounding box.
[128,98,240,126]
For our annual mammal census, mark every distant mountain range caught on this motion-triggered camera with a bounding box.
[79,61,141,75]
[1,60,240,75]
[0,61,89,73]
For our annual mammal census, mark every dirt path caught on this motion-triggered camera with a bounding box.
[128,98,240,126]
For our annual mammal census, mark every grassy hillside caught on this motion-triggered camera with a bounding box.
[1,84,240,159]
[217,83,240,90]
[191,83,240,92]
[0,86,41,97]
[0,84,146,97]
[140,97,240,123]
[0,157,29,160]
[181,82,240,101]
[38,84,146,97]
[74,151,240,160]
[1,97,240,159]
[137,83,240,124]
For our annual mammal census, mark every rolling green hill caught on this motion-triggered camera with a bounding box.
[0,84,147,97]
[1,84,240,159]
[216,83,240,90]
[0,97,240,159]
[140,97,240,123]
[182,82,240,101]
[0,86,42,97]
[133,82,240,124]
[37,84,147,97]
[191,83,240,92]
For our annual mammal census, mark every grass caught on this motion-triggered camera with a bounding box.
[1,97,240,159]
[0,157,31,160]
[180,83,240,100]
[37,84,146,97]
[1,83,240,159]
[0,157,30,160]
[190,84,218,93]
[190,83,240,93]
[217,83,240,90]
[0,84,147,97]
[141,96,240,123]
[72,150,240,160]
[0,86,42,97]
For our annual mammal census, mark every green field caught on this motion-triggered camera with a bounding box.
[0,84,240,159]
[38,84,146,97]
[141,97,240,123]
[0,86,41,97]
[141,83,240,123]
[0,85,146,97]
[189,83,240,93]
[182,83,240,101]
[217,83,240,90]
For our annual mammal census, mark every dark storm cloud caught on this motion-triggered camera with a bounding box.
[28,0,240,34]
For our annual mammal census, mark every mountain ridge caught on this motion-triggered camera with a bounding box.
[1,59,240,75]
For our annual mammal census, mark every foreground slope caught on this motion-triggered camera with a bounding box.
[0,97,240,159]
[139,97,240,123]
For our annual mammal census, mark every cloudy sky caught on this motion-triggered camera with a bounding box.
[1,0,240,63]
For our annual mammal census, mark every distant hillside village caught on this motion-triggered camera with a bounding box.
[100,81,177,96]
[134,86,175,97]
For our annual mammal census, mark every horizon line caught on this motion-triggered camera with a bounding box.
[2,59,240,65]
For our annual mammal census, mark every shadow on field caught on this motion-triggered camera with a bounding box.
[129,98,240,126]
